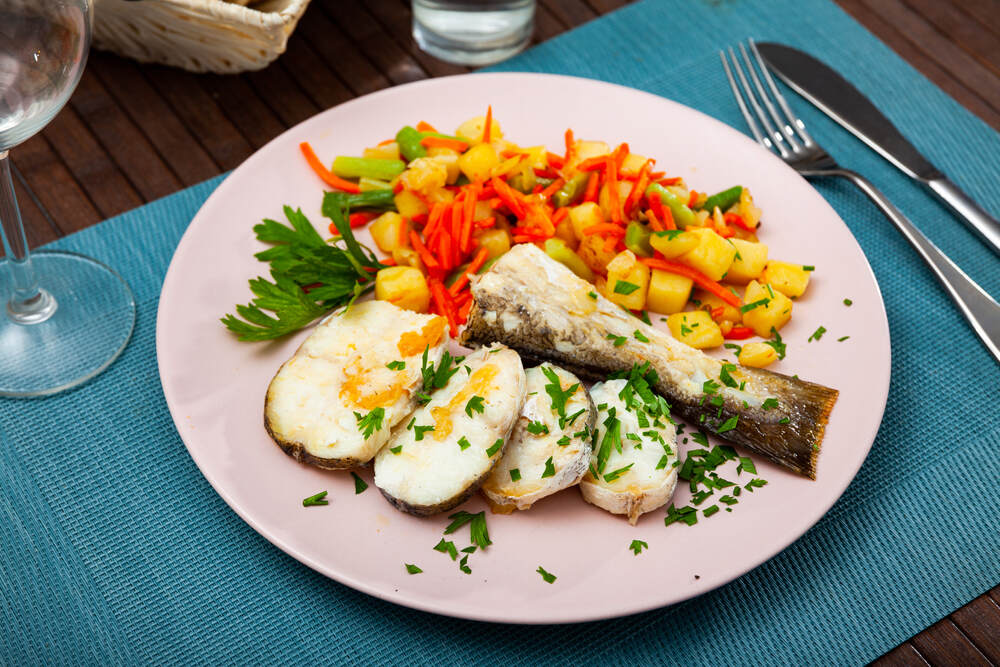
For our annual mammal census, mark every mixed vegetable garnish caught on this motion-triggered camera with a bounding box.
[224,108,816,371]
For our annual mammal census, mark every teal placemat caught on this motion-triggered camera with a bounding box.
[3,0,998,663]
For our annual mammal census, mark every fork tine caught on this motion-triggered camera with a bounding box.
[726,46,789,158]
[738,42,802,153]
[748,38,816,148]
[720,50,769,149]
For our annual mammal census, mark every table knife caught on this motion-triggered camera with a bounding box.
[757,42,1000,257]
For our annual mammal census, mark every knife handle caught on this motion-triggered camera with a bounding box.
[925,177,1000,258]
[829,169,1000,363]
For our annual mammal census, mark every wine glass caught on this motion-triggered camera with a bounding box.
[0,0,135,397]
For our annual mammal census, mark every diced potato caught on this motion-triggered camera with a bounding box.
[392,246,424,273]
[363,142,400,161]
[726,239,769,284]
[400,157,447,194]
[544,238,594,282]
[666,310,723,349]
[741,280,793,337]
[425,187,454,205]
[692,288,741,323]
[739,187,762,228]
[598,180,634,221]
[690,209,711,227]
[473,200,493,221]
[647,269,693,315]
[475,228,510,259]
[375,266,430,313]
[455,115,503,146]
[569,202,604,241]
[605,250,649,311]
[577,235,619,275]
[595,275,607,296]
[738,342,778,368]
[761,261,811,298]
[369,211,407,253]
[554,218,578,250]
[393,190,428,220]
[649,230,699,258]
[620,153,649,175]
[426,146,460,184]
[678,227,738,281]
[457,143,500,183]
[568,141,610,170]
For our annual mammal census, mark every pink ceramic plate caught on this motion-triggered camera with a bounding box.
[156,73,890,624]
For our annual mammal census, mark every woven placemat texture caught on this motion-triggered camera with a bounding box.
[2,0,998,663]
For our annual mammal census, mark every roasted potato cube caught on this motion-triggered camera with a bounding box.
[554,217,578,250]
[393,190,428,220]
[427,146,460,184]
[620,153,649,175]
[761,260,811,298]
[646,269,693,315]
[666,310,723,349]
[605,250,649,311]
[692,288,742,323]
[568,140,610,170]
[400,157,447,194]
[363,142,400,161]
[598,180,634,221]
[569,202,604,241]
[739,187,762,228]
[375,266,430,313]
[475,228,510,259]
[369,211,407,253]
[741,280,792,337]
[649,230,699,258]
[678,227,737,281]
[577,234,618,275]
[455,115,503,146]
[726,239,768,284]
[457,143,500,183]
[738,342,779,368]
[392,246,424,273]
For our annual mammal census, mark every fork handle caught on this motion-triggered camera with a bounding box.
[809,168,1000,364]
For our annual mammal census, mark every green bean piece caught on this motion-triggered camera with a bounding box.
[624,221,654,257]
[700,186,743,212]
[420,131,466,144]
[551,172,590,208]
[322,189,396,217]
[645,183,696,228]
[332,156,405,181]
[395,126,427,162]
[443,256,501,287]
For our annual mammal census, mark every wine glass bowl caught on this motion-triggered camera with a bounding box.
[0,0,136,397]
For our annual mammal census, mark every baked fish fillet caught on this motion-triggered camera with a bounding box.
[460,244,838,478]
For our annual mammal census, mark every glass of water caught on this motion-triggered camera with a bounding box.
[412,0,535,66]
[0,0,135,397]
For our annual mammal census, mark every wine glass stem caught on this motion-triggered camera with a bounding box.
[0,149,55,322]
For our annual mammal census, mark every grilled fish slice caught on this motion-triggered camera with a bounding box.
[265,300,448,469]
[460,244,838,478]
[481,363,596,512]
[374,344,526,516]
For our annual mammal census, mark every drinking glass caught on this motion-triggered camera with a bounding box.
[0,0,135,397]
[412,0,535,66]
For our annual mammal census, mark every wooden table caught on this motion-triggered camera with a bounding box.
[8,1,999,663]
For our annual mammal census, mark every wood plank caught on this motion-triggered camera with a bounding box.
[535,2,570,42]
[68,69,181,202]
[10,134,101,234]
[369,0,469,78]
[950,593,1000,661]
[871,642,929,666]
[197,74,287,151]
[277,32,356,112]
[540,0,598,28]
[902,0,1000,75]
[9,167,60,249]
[37,107,142,220]
[143,66,254,172]
[951,0,1000,37]
[584,0,633,13]
[856,0,1000,112]
[909,619,992,666]
[243,60,321,128]
[834,0,1000,131]
[87,52,220,186]
[295,6,394,96]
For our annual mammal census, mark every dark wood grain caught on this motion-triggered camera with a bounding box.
[3,2,998,662]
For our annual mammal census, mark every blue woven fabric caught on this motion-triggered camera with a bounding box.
[2,0,998,663]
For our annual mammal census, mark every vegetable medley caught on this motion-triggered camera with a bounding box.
[230,109,816,369]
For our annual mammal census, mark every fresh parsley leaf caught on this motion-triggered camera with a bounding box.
[736,456,757,475]
[802,265,815,271]
[541,456,555,478]
[302,491,328,507]
[433,538,458,560]
[719,363,739,389]
[486,438,503,457]
[613,280,640,295]
[703,504,720,518]
[808,326,827,342]
[413,424,435,441]
[541,365,579,427]
[390,445,402,455]
[740,297,770,313]
[536,566,557,584]
[843,298,853,306]
[603,462,634,482]
[588,291,599,300]
[354,407,385,439]
[444,511,492,549]
[405,563,423,574]
[526,420,550,435]
[386,360,406,370]
[717,415,739,433]
[629,539,648,555]
[761,397,779,410]
[457,436,471,451]
[633,329,650,343]
[350,472,368,494]
[510,468,521,482]
[556,435,571,447]
[837,335,850,342]
[465,395,485,417]
[607,333,627,347]
[655,455,669,470]
[765,327,786,360]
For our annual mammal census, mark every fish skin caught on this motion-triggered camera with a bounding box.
[460,244,838,478]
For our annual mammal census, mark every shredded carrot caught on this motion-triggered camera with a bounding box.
[564,128,574,163]
[603,235,619,253]
[725,212,754,230]
[659,177,682,186]
[583,223,626,237]
[606,152,622,224]
[380,257,397,267]
[482,105,493,144]
[725,326,755,340]
[449,246,490,296]
[710,306,725,321]
[299,142,361,193]
[649,171,665,180]
[393,180,405,194]
[478,186,496,200]
[540,178,564,200]
[583,171,599,203]
[624,160,652,217]
[458,297,474,321]
[398,216,408,247]
[410,231,440,272]
[640,257,741,308]
[687,190,700,208]
[421,136,468,152]
[576,155,609,172]
[461,184,478,253]
[416,121,438,133]
[439,232,453,272]
[649,192,676,231]
[553,207,569,224]
[491,176,526,218]
[546,152,565,169]
[423,202,446,243]
[534,166,560,179]
[349,211,377,228]
[429,279,458,336]
[646,207,663,232]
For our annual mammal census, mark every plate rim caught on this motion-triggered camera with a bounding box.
[156,71,891,624]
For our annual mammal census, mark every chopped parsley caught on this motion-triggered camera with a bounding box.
[653,229,685,240]
[761,397,779,410]
[843,298,853,306]
[433,538,458,560]
[718,363,739,388]
[702,379,720,395]
[613,280,640,295]
[418,347,461,404]
[563,408,585,427]
[302,491,328,507]
[459,555,472,574]
[588,290,599,300]
[465,395,485,417]
[536,566,557,584]
[703,504,720,518]
[386,360,406,370]
[603,462,634,482]
[655,455,669,469]
[680,323,693,336]
[837,335,850,342]
[808,326,827,342]
[802,265,815,271]
[510,468,521,482]
[717,415,739,433]
[636,310,652,325]
[354,407,385,439]
[556,435,571,447]
[723,342,743,358]
[390,445,402,455]
[629,539,648,555]
[350,472,368,494]
[740,297,770,313]
[736,456,757,475]
[457,436,471,451]
[541,365,580,428]
[633,329,650,343]
[526,420,550,435]
[778,417,790,424]
[404,563,423,574]
[595,410,622,474]
[444,511,491,549]
[607,333,627,347]
[413,424,435,441]
[765,327,786,359]
[486,438,503,456]
[745,478,768,492]
[541,457,556,478]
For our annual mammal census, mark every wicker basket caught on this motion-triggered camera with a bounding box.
[93,0,311,73]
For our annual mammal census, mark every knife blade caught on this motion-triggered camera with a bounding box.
[756,42,1000,257]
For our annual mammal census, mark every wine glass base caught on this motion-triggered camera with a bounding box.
[0,250,135,398]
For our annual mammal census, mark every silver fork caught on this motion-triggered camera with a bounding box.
[722,40,1000,364]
